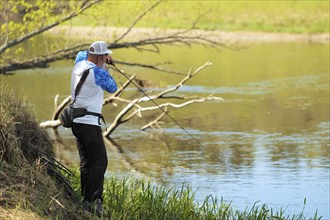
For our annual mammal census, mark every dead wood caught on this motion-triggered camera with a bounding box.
[39,62,223,138]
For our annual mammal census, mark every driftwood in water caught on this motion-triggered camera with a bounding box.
[40,62,223,138]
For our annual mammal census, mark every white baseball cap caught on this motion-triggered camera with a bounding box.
[89,41,113,55]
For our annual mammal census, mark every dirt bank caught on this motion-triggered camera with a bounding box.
[48,26,329,43]
[0,83,89,219]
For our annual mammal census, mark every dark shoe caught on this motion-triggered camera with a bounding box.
[82,199,103,217]
[82,200,92,212]
[94,198,103,217]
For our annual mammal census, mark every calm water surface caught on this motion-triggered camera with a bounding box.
[2,42,329,218]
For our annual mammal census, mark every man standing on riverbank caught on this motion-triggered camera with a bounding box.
[71,41,117,216]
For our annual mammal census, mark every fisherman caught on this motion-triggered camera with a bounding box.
[71,41,117,216]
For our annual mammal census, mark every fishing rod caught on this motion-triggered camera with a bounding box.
[109,62,216,158]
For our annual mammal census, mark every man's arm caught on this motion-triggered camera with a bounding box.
[94,67,117,93]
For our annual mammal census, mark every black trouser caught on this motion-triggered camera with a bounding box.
[72,123,108,202]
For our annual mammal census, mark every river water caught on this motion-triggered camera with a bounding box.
[2,41,329,218]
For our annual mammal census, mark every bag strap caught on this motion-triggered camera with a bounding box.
[75,68,92,98]
[70,68,91,107]
[86,111,107,127]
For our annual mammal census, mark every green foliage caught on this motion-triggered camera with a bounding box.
[2,0,55,39]
[0,0,89,61]
[69,0,329,33]
[66,169,321,220]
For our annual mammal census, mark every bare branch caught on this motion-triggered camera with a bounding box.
[101,62,222,137]
[40,119,61,128]
[141,107,167,131]
[135,96,223,112]
[145,61,212,99]
[103,74,136,105]
[114,60,186,76]
[0,31,218,74]
[103,98,141,136]
[40,95,71,129]
[52,95,71,120]
[39,61,222,138]
[114,0,163,43]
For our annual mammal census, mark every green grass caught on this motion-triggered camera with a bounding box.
[68,0,329,34]
[66,168,322,220]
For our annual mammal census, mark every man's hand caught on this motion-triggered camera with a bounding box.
[105,56,115,66]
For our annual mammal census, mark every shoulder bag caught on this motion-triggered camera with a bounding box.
[60,68,91,128]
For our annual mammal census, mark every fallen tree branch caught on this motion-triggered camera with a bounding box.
[141,107,168,131]
[52,95,71,121]
[39,62,223,136]
[102,62,223,137]
[40,95,70,129]
[1,28,220,74]
[103,74,136,105]
[114,60,186,76]
[40,119,61,128]
[135,96,223,113]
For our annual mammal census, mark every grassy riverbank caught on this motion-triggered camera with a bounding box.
[68,169,322,220]
[70,1,329,34]
[0,82,322,219]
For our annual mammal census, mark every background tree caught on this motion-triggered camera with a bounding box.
[0,0,220,74]
[0,0,101,73]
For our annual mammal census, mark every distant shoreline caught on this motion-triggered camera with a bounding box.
[48,26,329,43]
